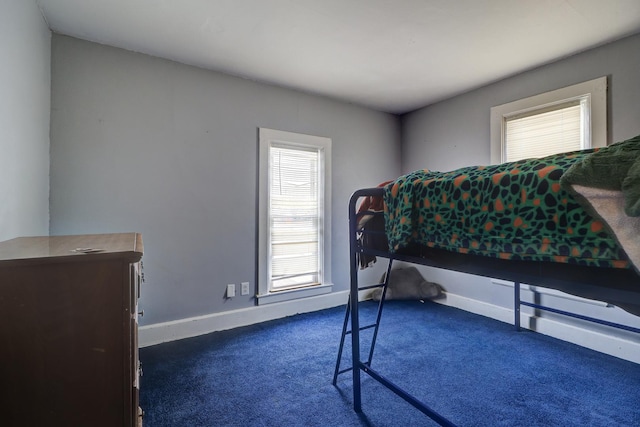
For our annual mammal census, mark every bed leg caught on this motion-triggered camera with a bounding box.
[349,243,362,410]
[514,281,521,331]
[350,272,362,412]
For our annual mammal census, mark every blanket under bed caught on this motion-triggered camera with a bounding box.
[381,135,640,270]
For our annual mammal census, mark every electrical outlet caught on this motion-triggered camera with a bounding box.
[241,282,250,296]
[227,284,236,298]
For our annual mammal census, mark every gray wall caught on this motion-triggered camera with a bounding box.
[0,1,51,241]
[401,33,640,325]
[402,34,640,174]
[49,35,401,325]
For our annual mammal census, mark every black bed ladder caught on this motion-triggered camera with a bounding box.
[332,258,394,385]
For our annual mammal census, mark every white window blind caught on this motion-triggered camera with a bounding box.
[504,100,585,163]
[490,77,607,165]
[269,145,322,291]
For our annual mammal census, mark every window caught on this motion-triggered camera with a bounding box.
[258,128,332,304]
[490,76,607,164]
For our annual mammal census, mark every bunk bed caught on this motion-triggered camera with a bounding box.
[338,135,640,426]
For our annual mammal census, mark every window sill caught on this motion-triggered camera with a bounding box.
[257,283,333,305]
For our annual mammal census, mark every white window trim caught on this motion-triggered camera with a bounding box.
[257,128,332,305]
[490,76,607,164]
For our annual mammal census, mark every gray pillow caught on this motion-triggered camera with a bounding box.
[371,266,442,301]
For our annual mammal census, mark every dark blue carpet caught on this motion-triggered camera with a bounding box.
[140,301,640,426]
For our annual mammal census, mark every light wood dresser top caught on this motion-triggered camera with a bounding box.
[0,233,143,265]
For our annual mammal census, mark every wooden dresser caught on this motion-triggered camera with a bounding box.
[0,233,144,427]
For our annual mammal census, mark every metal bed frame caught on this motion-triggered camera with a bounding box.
[333,187,640,426]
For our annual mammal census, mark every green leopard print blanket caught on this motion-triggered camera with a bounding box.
[384,150,630,269]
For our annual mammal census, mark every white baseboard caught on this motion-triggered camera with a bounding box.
[436,292,640,364]
[139,290,350,347]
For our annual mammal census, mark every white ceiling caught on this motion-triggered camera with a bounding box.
[37,0,640,114]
